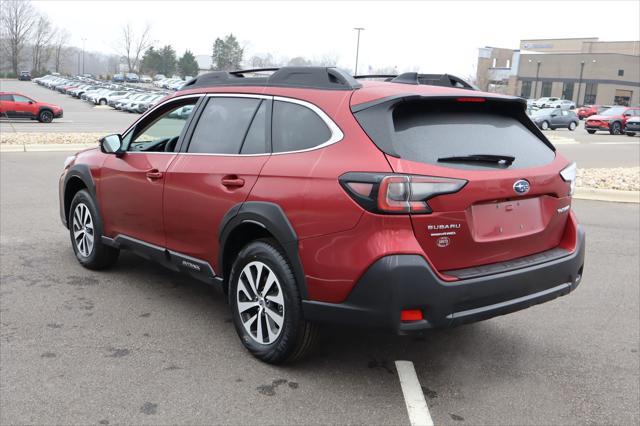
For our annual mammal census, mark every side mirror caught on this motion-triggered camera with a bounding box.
[100,134,123,155]
[28,101,34,104]
[623,113,632,117]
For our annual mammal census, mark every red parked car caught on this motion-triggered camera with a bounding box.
[59,67,585,363]
[577,104,610,120]
[0,92,63,122]
[584,106,640,135]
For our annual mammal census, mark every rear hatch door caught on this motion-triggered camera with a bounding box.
[353,95,573,273]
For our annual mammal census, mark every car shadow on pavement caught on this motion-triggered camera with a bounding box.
[111,251,533,378]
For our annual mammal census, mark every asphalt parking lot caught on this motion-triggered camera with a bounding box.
[1,79,639,168]
[0,151,638,425]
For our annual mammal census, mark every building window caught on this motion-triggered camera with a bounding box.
[521,81,532,98]
[614,89,632,106]
[584,83,598,105]
[541,81,552,97]
[562,82,574,101]
[618,69,624,77]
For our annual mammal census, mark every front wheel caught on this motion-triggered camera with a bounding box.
[99,99,107,106]
[229,239,318,364]
[69,190,119,270]
[569,122,577,131]
[610,122,622,135]
[540,121,549,130]
[38,110,53,123]
[627,132,636,137]
[587,130,596,134]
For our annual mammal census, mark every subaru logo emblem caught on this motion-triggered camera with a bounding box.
[513,179,530,194]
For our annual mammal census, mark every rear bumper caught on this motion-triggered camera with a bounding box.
[303,226,585,333]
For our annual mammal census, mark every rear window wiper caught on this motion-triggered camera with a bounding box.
[437,154,515,166]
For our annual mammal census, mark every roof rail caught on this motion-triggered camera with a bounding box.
[181,67,362,91]
[354,72,477,90]
[392,73,477,90]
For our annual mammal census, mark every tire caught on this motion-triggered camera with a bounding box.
[627,132,636,137]
[569,121,577,131]
[38,110,53,123]
[609,122,622,135]
[228,239,318,364]
[68,189,119,270]
[540,121,549,130]
[99,99,107,106]
[587,130,596,134]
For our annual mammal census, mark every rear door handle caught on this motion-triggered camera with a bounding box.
[146,169,163,180]
[221,175,245,188]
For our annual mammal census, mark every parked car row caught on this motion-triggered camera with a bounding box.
[584,105,640,135]
[529,97,576,110]
[153,76,191,90]
[33,74,170,114]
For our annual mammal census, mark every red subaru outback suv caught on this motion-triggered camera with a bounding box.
[0,92,63,122]
[59,67,585,363]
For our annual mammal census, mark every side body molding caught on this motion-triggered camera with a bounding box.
[218,201,308,298]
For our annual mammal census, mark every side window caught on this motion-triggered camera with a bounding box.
[561,111,568,116]
[240,101,268,154]
[13,95,32,103]
[0,94,14,101]
[187,97,262,154]
[272,101,331,153]
[126,98,198,152]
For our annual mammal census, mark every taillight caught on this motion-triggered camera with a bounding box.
[340,172,467,214]
[560,162,577,196]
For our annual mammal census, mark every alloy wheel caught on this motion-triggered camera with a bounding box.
[72,203,94,257]
[236,261,285,345]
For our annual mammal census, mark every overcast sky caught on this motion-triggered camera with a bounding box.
[34,0,640,76]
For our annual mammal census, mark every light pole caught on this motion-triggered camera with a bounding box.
[576,59,596,106]
[353,27,364,75]
[534,60,541,98]
[81,38,87,75]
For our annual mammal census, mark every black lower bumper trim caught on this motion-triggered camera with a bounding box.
[303,226,585,333]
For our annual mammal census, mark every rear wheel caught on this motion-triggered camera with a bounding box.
[610,122,622,135]
[69,190,119,270]
[569,121,577,131]
[587,130,596,134]
[540,121,549,130]
[99,99,107,106]
[229,239,318,364]
[38,110,53,123]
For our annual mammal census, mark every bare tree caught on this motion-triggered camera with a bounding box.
[0,0,37,75]
[119,22,152,72]
[31,14,55,74]
[52,29,69,73]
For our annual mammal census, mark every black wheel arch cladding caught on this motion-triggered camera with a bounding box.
[219,201,308,298]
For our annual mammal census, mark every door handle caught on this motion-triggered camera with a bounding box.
[221,175,245,188]
[146,169,163,180]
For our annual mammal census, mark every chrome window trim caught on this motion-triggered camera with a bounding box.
[271,95,344,155]
[121,93,344,157]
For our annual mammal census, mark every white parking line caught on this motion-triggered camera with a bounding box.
[395,360,434,426]
[592,142,639,145]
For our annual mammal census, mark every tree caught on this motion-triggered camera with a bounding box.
[249,53,276,68]
[211,33,243,71]
[177,50,199,78]
[31,14,55,75]
[118,22,152,72]
[0,0,37,75]
[158,45,176,76]
[287,56,312,67]
[52,30,69,73]
[141,46,162,75]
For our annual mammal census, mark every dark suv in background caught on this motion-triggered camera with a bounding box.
[59,67,585,363]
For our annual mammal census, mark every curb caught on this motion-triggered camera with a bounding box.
[574,187,639,203]
[0,143,98,152]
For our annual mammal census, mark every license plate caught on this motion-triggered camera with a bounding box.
[470,197,545,242]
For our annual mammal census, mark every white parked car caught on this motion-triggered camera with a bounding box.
[547,99,576,110]
[532,97,560,108]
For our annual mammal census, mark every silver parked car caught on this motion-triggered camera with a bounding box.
[531,108,579,130]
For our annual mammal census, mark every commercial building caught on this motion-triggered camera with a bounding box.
[477,38,639,106]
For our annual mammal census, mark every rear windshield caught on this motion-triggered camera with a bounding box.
[355,99,555,170]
